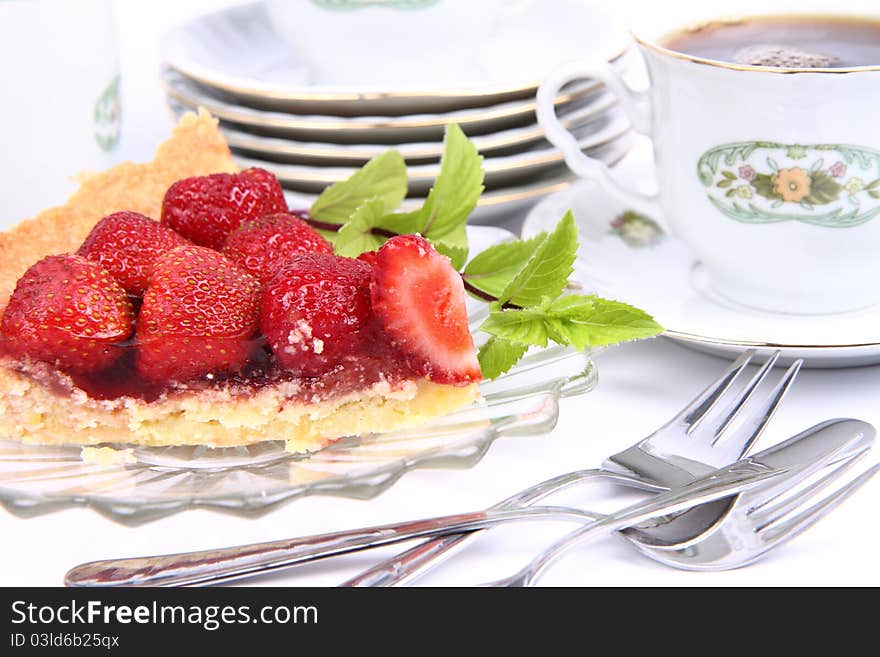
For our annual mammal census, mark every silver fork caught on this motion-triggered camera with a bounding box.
[633,462,880,571]
[63,350,801,587]
[65,453,792,586]
[63,417,870,587]
[343,350,801,586]
[484,420,878,586]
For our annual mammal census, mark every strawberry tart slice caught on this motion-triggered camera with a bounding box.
[0,111,480,452]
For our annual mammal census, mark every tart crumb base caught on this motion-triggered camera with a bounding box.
[0,364,479,451]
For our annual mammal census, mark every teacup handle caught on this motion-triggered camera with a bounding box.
[537,57,663,221]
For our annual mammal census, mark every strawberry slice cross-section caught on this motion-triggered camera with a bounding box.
[370,235,481,386]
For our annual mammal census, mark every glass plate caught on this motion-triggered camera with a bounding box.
[0,346,594,525]
[0,227,596,525]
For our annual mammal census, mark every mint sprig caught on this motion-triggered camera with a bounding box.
[497,210,577,308]
[307,124,663,380]
[391,123,483,269]
[477,337,529,381]
[481,295,663,351]
[333,198,390,257]
[318,124,482,268]
[476,295,662,378]
[310,150,407,229]
[461,232,543,301]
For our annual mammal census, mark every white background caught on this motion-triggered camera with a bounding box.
[0,0,878,586]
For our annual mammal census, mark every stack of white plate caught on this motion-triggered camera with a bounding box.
[160,1,637,223]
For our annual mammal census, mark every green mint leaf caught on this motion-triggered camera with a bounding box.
[480,294,662,350]
[479,300,553,348]
[383,202,470,267]
[333,198,389,257]
[323,125,482,265]
[543,295,663,349]
[419,123,483,237]
[310,150,407,226]
[431,237,469,271]
[462,232,544,300]
[372,210,423,236]
[477,336,529,380]
[314,228,340,245]
[381,124,483,269]
[498,211,577,307]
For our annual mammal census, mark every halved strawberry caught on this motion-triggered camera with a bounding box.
[77,211,190,295]
[161,168,288,250]
[370,235,480,385]
[0,255,134,374]
[136,245,261,383]
[223,211,333,284]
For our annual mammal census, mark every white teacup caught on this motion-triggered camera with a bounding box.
[0,0,120,228]
[537,6,880,315]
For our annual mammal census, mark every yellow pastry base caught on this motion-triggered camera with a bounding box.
[0,364,478,451]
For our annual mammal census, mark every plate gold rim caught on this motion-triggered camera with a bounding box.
[282,172,581,210]
[222,125,538,161]
[230,123,631,185]
[180,94,619,162]
[663,328,880,351]
[276,145,636,211]
[162,73,610,132]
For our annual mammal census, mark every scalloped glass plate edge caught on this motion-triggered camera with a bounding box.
[0,346,596,526]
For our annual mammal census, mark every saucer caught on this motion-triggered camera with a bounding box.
[285,170,577,226]
[522,143,880,367]
[159,1,631,115]
[194,96,620,166]
[230,124,633,196]
[161,68,615,144]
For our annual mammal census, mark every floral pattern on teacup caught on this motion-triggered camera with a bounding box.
[698,142,880,228]
[93,72,121,152]
[610,211,664,248]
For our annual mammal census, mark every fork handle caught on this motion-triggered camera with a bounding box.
[342,468,658,587]
[490,463,784,586]
[64,505,601,587]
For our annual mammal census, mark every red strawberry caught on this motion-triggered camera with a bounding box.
[356,250,379,268]
[136,245,261,383]
[371,235,480,385]
[223,211,333,284]
[77,211,190,295]
[161,168,287,250]
[0,255,134,374]
[260,253,372,377]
